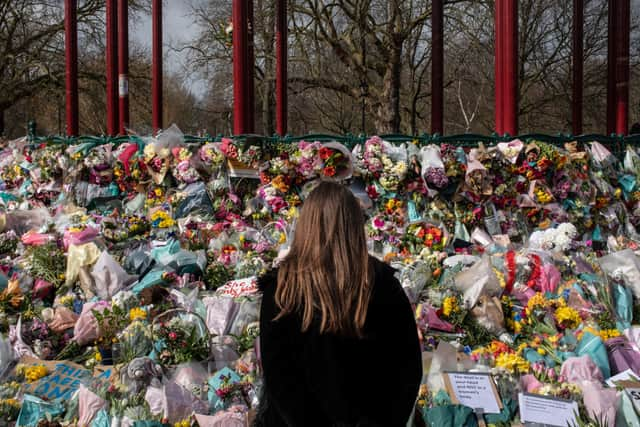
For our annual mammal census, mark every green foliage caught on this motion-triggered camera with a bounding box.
[25,243,66,288]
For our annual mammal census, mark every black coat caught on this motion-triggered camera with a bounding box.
[254,257,422,427]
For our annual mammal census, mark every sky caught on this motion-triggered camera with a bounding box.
[131,1,209,97]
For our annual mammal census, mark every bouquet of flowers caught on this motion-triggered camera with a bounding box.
[143,142,171,185]
[401,222,449,255]
[102,214,150,243]
[356,136,408,192]
[0,382,20,422]
[23,243,66,289]
[318,142,352,180]
[113,143,149,194]
[83,144,114,186]
[171,146,201,185]
[117,319,153,364]
[152,313,210,365]
[200,143,226,173]
[420,145,448,189]
[220,138,263,169]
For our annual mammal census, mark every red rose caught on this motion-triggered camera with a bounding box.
[319,147,332,160]
[323,166,336,177]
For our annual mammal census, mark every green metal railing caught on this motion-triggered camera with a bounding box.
[25,124,640,158]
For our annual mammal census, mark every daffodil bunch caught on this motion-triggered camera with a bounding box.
[150,209,175,229]
[16,364,49,382]
[495,352,530,374]
[554,306,582,330]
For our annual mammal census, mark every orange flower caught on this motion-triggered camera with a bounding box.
[0,280,23,308]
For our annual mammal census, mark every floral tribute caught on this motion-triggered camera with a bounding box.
[0,129,639,425]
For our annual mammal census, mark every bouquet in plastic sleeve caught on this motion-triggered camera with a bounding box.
[420,145,448,189]
[91,251,137,300]
[200,143,230,198]
[113,142,149,193]
[82,144,114,186]
[496,139,524,164]
[355,136,408,192]
[589,141,616,170]
[171,146,201,185]
[143,142,172,186]
[208,366,250,414]
[401,221,449,256]
[173,181,214,219]
[317,142,353,181]
[203,295,239,336]
[152,312,209,366]
[462,148,490,201]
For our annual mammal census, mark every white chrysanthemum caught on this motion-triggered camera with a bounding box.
[556,222,577,239]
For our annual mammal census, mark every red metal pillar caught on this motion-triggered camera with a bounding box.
[615,0,630,135]
[606,0,616,134]
[276,0,288,135]
[106,0,118,135]
[247,0,255,133]
[118,0,129,135]
[494,0,503,135]
[64,0,79,136]
[233,0,249,135]
[431,0,444,134]
[572,0,583,135]
[503,0,518,135]
[152,0,163,133]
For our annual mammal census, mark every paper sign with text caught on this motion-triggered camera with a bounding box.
[615,380,640,414]
[18,357,113,401]
[606,369,640,387]
[518,392,578,426]
[443,372,502,414]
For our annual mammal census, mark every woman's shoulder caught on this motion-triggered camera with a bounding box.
[369,256,406,301]
[369,255,397,279]
[257,267,279,294]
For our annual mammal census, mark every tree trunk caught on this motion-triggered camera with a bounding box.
[0,108,4,136]
[376,38,403,133]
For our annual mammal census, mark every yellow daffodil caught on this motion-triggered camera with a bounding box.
[554,306,581,329]
[129,307,147,322]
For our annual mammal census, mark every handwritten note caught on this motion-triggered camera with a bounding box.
[22,361,91,401]
[19,357,113,401]
[443,372,502,414]
[217,276,258,298]
[518,392,578,426]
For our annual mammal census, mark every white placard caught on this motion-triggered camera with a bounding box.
[444,372,501,414]
[606,369,640,387]
[518,393,578,426]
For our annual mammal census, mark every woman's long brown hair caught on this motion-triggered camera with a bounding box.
[275,181,372,336]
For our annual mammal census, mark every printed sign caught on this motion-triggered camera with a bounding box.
[518,392,578,426]
[443,372,502,414]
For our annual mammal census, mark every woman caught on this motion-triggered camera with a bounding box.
[256,181,422,427]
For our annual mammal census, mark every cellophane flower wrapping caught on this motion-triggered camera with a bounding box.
[420,145,448,189]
